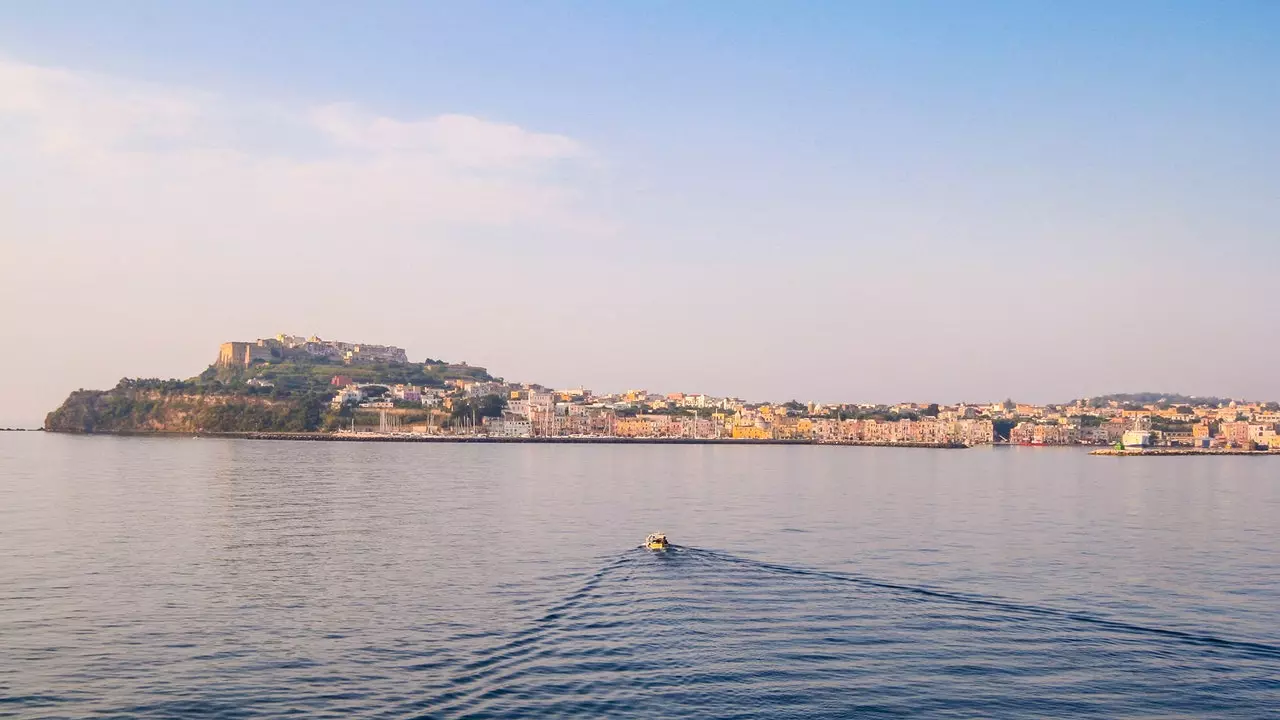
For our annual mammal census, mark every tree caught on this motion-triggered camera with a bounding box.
[924,403,940,417]
[449,393,507,425]
[476,393,506,418]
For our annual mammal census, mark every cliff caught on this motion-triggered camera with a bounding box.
[44,338,497,435]
[44,383,323,434]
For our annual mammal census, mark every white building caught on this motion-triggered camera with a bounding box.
[1122,430,1153,448]
[467,381,506,398]
[391,384,421,401]
[528,391,555,413]
[483,418,532,438]
[331,387,363,406]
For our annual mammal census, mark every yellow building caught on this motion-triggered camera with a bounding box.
[773,417,813,440]
[614,417,654,437]
[732,425,772,440]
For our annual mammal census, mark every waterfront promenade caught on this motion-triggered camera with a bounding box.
[110,430,970,448]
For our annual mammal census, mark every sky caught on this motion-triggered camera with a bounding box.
[1,1,1278,426]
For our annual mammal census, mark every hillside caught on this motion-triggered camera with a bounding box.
[43,382,322,433]
[45,355,494,434]
[1076,392,1239,408]
[209,357,492,393]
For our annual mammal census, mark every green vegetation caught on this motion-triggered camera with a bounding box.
[43,379,327,433]
[188,395,325,432]
[447,394,507,427]
[1149,418,1193,434]
[45,354,492,434]
[207,357,491,396]
[1081,392,1234,408]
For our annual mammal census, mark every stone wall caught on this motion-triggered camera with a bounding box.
[217,341,273,367]
[217,342,251,367]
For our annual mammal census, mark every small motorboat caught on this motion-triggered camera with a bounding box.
[645,532,669,550]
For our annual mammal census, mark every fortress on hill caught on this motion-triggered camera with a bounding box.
[217,334,409,368]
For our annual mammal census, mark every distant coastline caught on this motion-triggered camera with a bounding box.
[50,430,971,448]
[40,333,1280,454]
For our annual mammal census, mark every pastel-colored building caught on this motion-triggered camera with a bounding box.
[1122,430,1153,448]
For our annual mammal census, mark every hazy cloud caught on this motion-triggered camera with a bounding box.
[0,57,594,231]
[310,102,583,168]
[0,57,603,425]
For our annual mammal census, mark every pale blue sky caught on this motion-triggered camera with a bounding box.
[1,2,1277,425]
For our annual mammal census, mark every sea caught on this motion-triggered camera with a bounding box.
[1,433,1277,718]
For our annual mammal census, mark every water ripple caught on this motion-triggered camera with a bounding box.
[3,436,1278,718]
[380,546,1280,718]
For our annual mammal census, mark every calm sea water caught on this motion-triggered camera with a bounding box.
[1,433,1277,718]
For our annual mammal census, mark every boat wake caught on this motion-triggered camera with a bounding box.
[388,545,1279,719]
[682,547,1280,661]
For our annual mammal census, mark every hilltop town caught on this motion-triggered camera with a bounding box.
[326,377,1280,451]
[217,334,409,367]
[44,334,1280,451]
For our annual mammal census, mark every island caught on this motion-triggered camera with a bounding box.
[43,334,1280,453]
